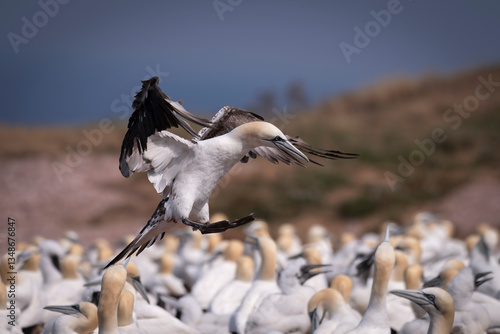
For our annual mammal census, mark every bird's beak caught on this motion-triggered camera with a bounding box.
[207,250,224,263]
[390,289,428,306]
[83,278,101,287]
[17,248,40,268]
[274,140,309,163]
[475,271,493,288]
[44,304,83,316]
[288,252,304,260]
[130,276,150,304]
[423,275,441,288]
[299,264,331,285]
[245,236,259,248]
[309,309,321,332]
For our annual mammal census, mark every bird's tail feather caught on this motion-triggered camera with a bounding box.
[104,198,168,269]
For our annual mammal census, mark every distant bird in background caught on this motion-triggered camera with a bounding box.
[106,76,357,267]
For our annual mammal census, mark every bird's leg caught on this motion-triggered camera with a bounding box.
[182,213,255,234]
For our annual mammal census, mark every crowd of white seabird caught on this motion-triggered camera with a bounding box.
[2,212,500,334]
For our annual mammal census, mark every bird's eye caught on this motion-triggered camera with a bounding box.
[426,294,435,303]
[273,136,283,141]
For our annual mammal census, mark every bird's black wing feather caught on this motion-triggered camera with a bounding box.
[196,106,264,140]
[287,136,359,163]
[119,76,211,177]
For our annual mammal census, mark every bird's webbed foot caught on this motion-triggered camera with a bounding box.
[182,213,254,234]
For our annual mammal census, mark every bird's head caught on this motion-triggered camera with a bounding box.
[390,287,455,319]
[235,121,309,163]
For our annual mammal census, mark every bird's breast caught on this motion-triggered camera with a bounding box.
[171,139,247,203]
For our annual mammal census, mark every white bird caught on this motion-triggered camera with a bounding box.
[123,263,198,334]
[345,227,395,334]
[210,255,254,315]
[116,290,140,334]
[403,264,426,319]
[302,246,329,293]
[191,239,244,309]
[14,249,46,330]
[42,302,98,334]
[176,230,207,288]
[97,265,127,334]
[276,224,302,257]
[146,253,186,298]
[230,236,280,334]
[106,76,357,267]
[306,224,333,265]
[329,275,355,306]
[386,251,415,332]
[44,254,86,319]
[395,237,422,266]
[245,258,326,334]
[422,258,464,290]
[163,294,226,334]
[276,224,302,268]
[390,287,454,334]
[98,264,196,334]
[328,233,359,278]
[469,228,500,298]
[345,238,379,315]
[37,239,66,285]
[308,288,361,334]
[447,267,492,334]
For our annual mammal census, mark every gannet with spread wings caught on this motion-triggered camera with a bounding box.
[106,76,357,268]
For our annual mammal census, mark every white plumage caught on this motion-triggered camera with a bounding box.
[106,76,357,268]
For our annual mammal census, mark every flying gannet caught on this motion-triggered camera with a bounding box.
[106,76,357,267]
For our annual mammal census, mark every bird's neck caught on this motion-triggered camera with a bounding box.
[204,133,255,166]
[258,250,276,281]
[117,292,135,327]
[98,289,120,333]
[362,257,392,327]
[74,309,98,334]
[428,313,454,334]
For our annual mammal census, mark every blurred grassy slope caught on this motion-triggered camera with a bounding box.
[210,65,500,235]
[2,64,500,239]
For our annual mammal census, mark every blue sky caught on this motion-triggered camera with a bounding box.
[1,0,500,125]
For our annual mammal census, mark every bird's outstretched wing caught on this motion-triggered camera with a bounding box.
[124,130,194,194]
[119,76,211,177]
[196,106,359,165]
[195,106,264,140]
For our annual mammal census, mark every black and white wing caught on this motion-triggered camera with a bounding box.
[105,197,169,268]
[196,106,264,140]
[196,106,358,166]
[119,76,211,177]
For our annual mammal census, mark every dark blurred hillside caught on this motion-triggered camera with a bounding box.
[2,64,500,245]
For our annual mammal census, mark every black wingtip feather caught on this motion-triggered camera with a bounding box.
[119,77,212,175]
